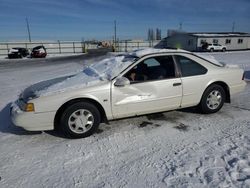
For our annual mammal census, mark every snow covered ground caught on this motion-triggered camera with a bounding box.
[0,51,250,188]
[0,53,84,60]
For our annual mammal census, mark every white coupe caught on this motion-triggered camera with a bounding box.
[11,48,246,138]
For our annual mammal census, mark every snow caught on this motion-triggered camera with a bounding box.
[195,53,224,67]
[0,51,250,188]
[131,48,188,57]
[36,55,134,97]
[35,71,104,97]
[201,51,250,69]
[89,55,134,80]
[0,53,83,60]
[8,48,18,53]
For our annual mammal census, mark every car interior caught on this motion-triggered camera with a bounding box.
[125,55,176,82]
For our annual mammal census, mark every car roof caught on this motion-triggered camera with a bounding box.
[130,48,190,58]
[128,48,223,67]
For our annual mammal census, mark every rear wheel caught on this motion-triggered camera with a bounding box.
[210,48,214,52]
[222,48,226,52]
[60,102,101,138]
[199,84,225,114]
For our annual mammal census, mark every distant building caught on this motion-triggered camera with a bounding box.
[163,30,250,51]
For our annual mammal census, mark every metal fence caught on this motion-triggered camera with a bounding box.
[0,41,98,56]
[0,40,161,57]
[116,40,160,52]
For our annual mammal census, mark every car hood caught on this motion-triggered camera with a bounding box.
[21,69,109,100]
[21,75,74,101]
[9,49,19,54]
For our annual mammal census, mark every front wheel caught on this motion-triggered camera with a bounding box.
[199,84,225,114]
[60,102,101,138]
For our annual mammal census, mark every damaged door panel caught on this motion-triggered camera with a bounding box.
[111,78,182,118]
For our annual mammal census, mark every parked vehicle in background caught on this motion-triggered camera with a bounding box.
[11,48,246,138]
[204,43,227,52]
[31,45,47,58]
[8,48,29,59]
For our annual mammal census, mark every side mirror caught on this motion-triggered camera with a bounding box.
[114,77,130,87]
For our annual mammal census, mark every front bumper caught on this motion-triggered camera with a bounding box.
[8,53,20,59]
[10,101,54,131]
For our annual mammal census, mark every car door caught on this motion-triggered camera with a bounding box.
[214,44,220,50]
[111,55,183,119]
[173,54,208,108]
[217,44,223,50]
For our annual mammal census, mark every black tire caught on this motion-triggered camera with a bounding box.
[60,102,101,138]
[199,84,225,114]
[222,48,226,52]
[210,48,214,52]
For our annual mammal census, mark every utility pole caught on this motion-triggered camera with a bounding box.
[114,20,117,47]
[232,22,235,32]
[26,17,31,42]
[179,22,182,30]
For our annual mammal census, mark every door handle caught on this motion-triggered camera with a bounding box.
[173,83,182,86]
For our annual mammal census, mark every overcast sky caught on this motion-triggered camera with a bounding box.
[0,0,250,41]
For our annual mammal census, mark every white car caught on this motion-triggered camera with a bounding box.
[11,48,246,138]
[206,43,227,52]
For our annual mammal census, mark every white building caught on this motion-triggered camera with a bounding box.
[164,31,250,51]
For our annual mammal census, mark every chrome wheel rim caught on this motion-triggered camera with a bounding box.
[206,90,222,110]
[68,109,94,134]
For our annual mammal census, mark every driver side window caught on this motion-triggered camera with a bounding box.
[124,55,176,83]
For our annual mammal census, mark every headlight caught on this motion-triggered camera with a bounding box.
[25,103,35,112]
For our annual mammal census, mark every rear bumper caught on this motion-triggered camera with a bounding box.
[31,53,47,58]
[230,81,247,95]
[10,102,54,131]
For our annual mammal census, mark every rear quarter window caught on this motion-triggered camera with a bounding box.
[175,55,207,77]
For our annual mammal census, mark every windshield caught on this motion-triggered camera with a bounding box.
[83,55,138,80]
